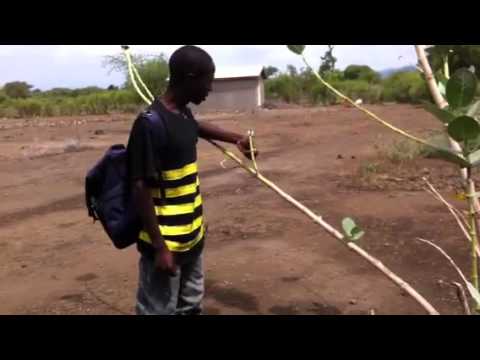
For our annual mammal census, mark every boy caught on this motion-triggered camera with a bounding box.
[127,45,256,315]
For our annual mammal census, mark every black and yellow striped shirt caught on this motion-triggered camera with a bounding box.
[127,99,205,256]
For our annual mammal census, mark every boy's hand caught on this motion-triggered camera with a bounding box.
[236,136,259,160]
[154,247,177,277]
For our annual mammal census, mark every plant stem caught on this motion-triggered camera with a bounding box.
[467,171,479,292]
[422,178,480,258]
[208,138,440,315]
[451,281,471,315]
[415,46,449,109]
[444,54,450,80]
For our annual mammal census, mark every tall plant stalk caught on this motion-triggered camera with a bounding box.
[415,45,480,297]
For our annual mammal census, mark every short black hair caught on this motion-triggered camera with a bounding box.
[169,45,215,85]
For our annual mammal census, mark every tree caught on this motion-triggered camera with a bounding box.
[343,65,381,83]
[286,64,298,77]
[107,84,119,91]
[103,52,169,97]
[426,45,480,78]
[319,45,337,75]
[3,81,33,98]
[263,66,279,78]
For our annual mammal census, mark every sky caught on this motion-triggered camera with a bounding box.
[0,45,419,90]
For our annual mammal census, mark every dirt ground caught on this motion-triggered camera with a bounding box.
[0,104,475,315]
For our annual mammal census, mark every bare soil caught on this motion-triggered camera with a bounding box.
[0,104,474,315]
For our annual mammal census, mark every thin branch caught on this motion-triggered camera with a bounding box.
[425,186,469,229]
[451,281,471,315]
[421,178,480,258]
[416,238,470,290]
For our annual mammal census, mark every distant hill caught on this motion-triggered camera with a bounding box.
[379,65,417,78]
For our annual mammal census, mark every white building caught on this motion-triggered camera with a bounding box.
[192,66,266,112]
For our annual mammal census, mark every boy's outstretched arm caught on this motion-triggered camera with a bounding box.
[198,121,258,159]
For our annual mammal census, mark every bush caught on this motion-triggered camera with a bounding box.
[15,98,43,117]
[41,102,58,117]
[311,82,340,105]
[58,98,77,116]
[0,107,20,118]
[344,65,381,83]
[0,89,8,103]
[382,71,430,103]
[265,74,303,103]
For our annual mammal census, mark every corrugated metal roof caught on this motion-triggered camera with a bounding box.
[214,66,266,80]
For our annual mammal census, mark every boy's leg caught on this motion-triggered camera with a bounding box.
[135,255,180,315]
[176,251,204,315]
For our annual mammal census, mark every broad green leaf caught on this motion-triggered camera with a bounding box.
[431,146,470,168]
[342,217,364,241]
[466,281,480,307]
[422,101,455,124]
[351,227,365,241]
[342,218,356,235]
[287,45,306,55]
[447,116,480,142]
[446,69,477,109]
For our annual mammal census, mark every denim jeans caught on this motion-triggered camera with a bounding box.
[135,248,204,315]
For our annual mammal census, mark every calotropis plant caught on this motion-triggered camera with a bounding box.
[287,45,480,312]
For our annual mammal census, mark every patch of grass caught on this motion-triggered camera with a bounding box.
[359,162,383,176]
[357,161,386,184]
[380,132,451,164]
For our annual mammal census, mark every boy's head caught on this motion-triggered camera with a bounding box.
[169,45,215,105]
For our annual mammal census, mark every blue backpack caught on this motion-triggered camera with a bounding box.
[85,110,167,249]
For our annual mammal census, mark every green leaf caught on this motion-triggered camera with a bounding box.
[447,116,480,142]
[432,147,470,167]
[342,218,364,241]
[466,281,480,307]
[422,101,455,124]
[351,227,365,241]
[287,45,306,55]
[446,68,478,109]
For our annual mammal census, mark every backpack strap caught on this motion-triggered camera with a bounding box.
[142,108,169,204]
[144,109,168,149]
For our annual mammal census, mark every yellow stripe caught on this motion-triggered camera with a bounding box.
[152,177,200,199]
[160,216,203,236]
[139,225,205,252]
[155,195,202,216]
[162,162,197,181]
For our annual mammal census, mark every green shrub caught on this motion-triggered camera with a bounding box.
[0,90,8,103]
[344,65,381,83]
[15,98,43,117]
[0,107,20,118]
[265,74,302,103]
[382,71,430,103]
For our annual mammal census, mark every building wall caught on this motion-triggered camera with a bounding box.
[192,77,264,112]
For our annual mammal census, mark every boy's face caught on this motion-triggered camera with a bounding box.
[186,66,215,105]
